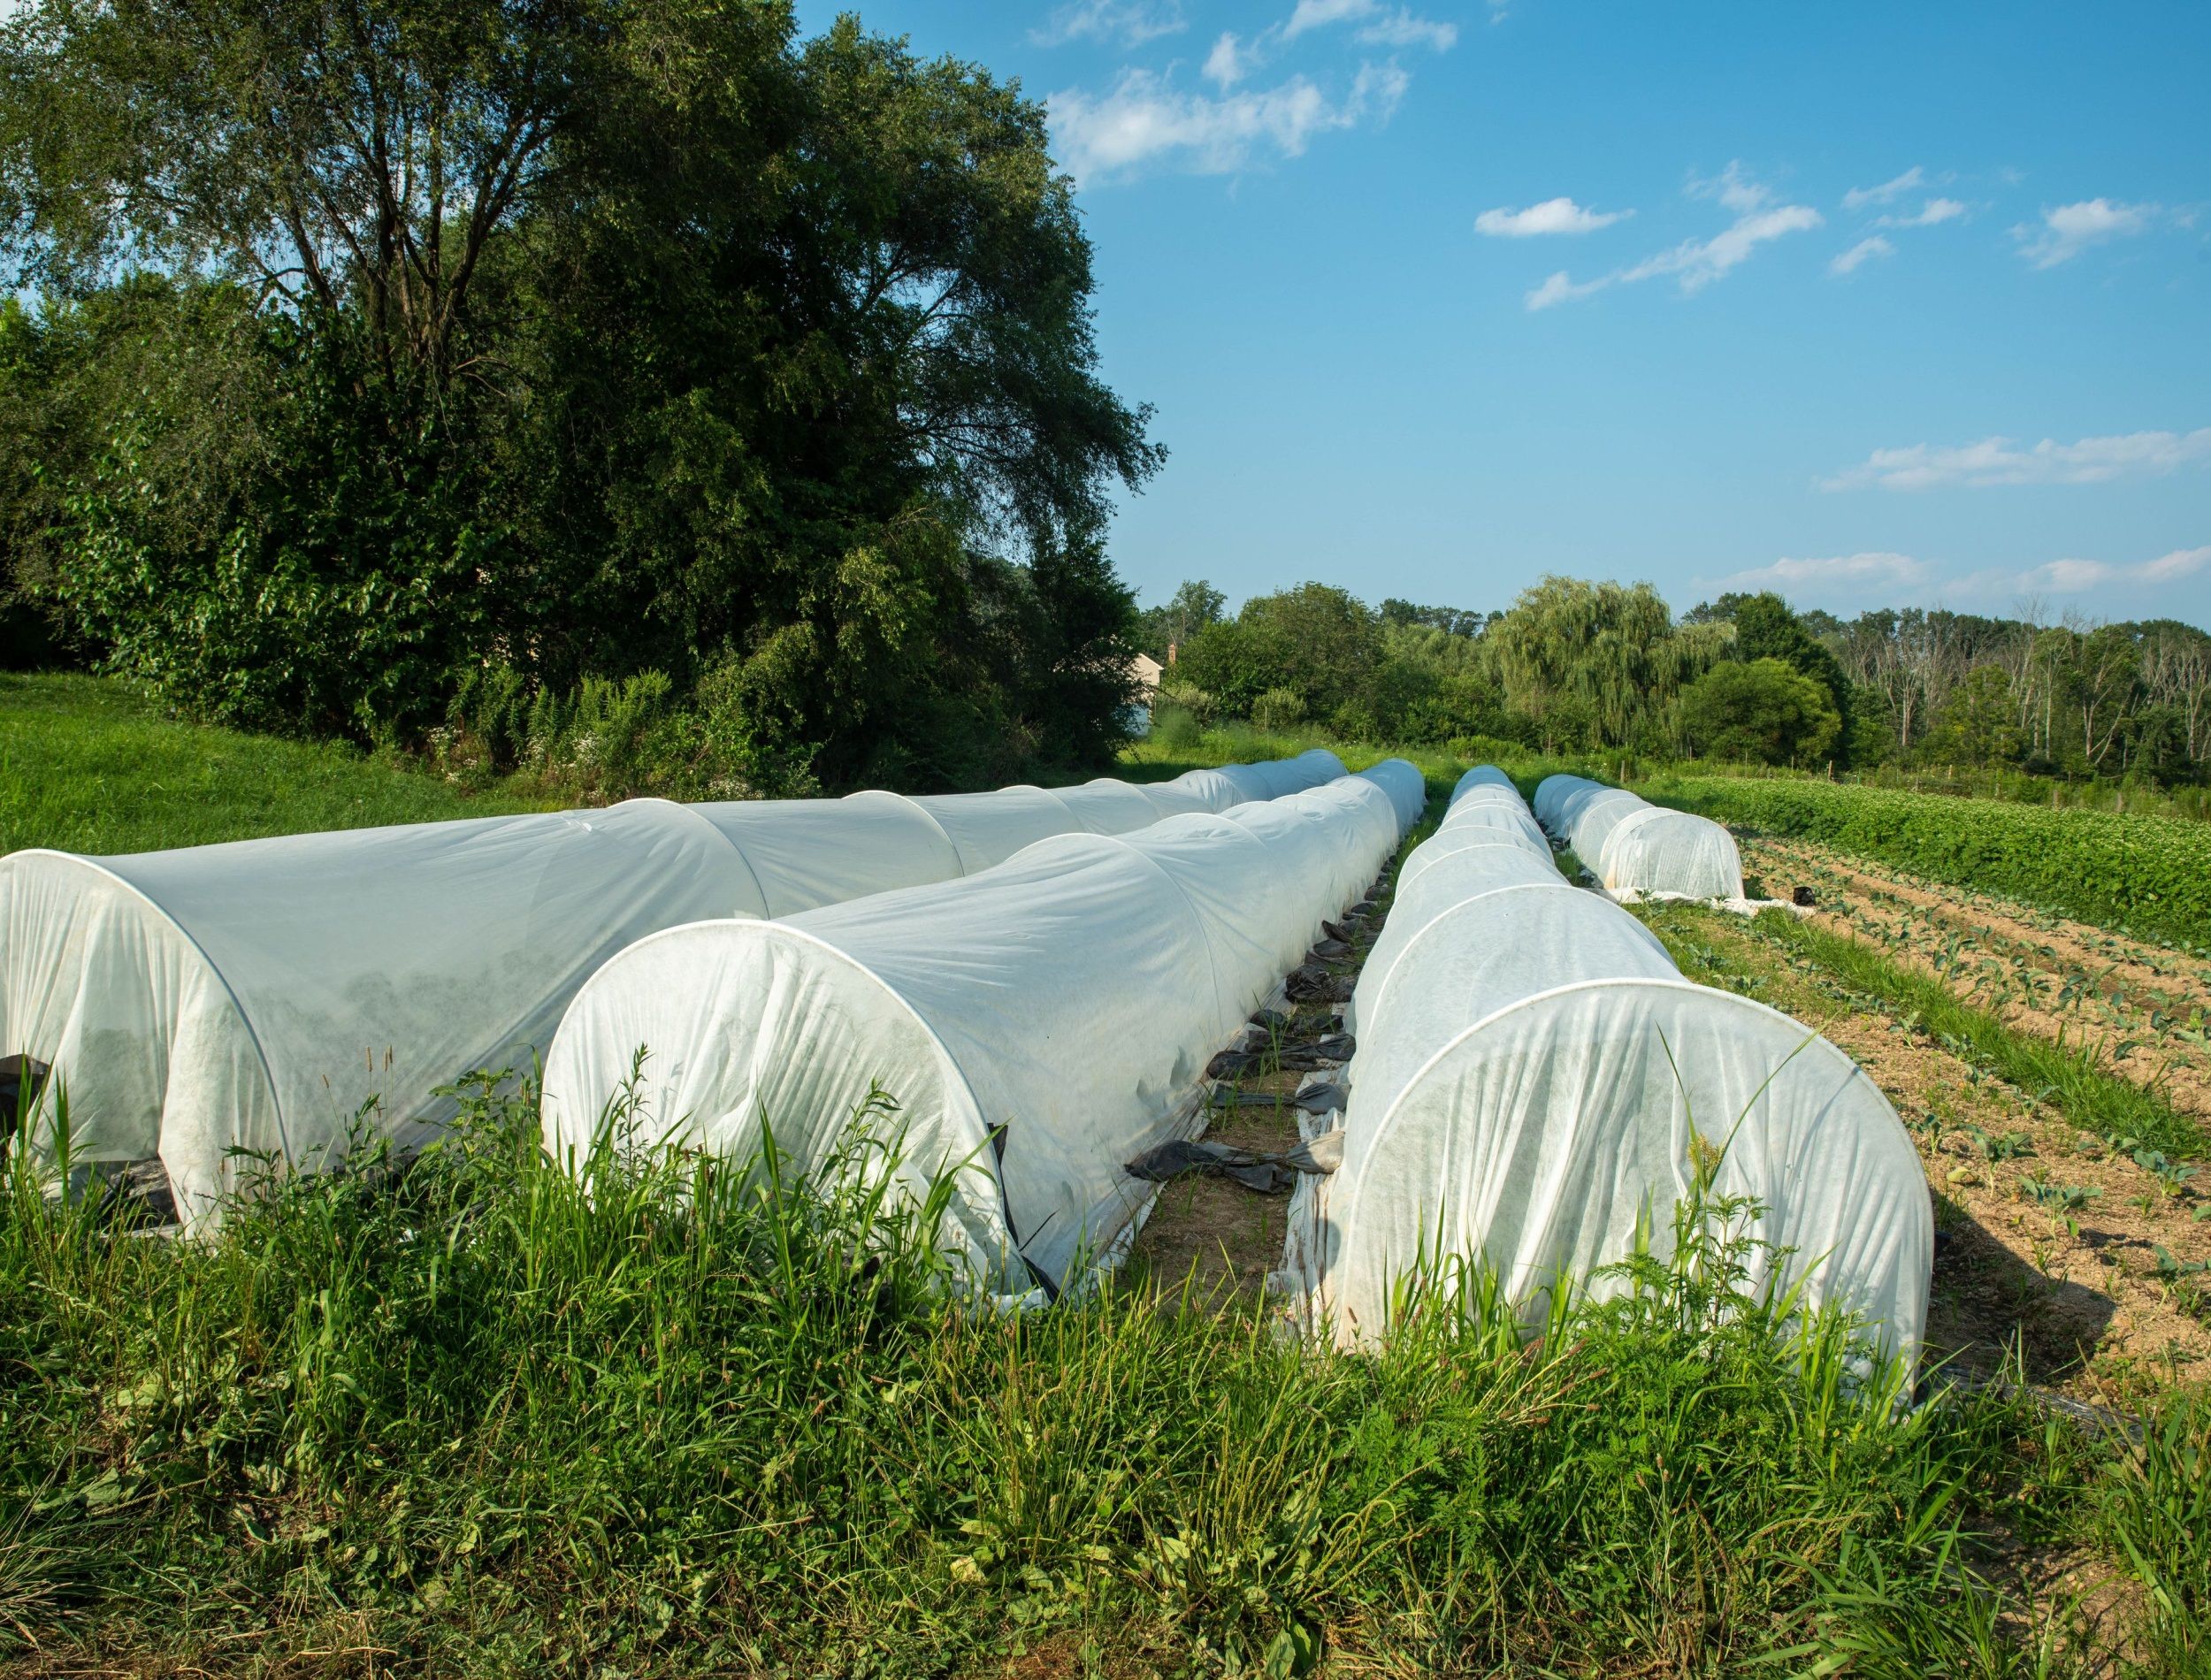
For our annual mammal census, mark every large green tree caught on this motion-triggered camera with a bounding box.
[1176,582,1380,730]
[1677,658,1842,767]
[0,0,1159,788]
[1485,576,1718,751]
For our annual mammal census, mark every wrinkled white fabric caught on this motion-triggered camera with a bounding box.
[1452,765,1518,799]
[0,752,1336,1225]
[1356,760,1428,830]
[3,802,752,1219]
[1436,796,1549,854]
[1309,767,1930,1369]
[1348,862,1572,1037]
[1595,806,1745,900]
[543,769,1417,1293]
[1534,775,1745,900]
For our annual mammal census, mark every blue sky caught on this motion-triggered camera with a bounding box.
[799,0,2211,626]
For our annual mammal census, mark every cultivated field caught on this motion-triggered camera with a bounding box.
[2,686,2207,1676]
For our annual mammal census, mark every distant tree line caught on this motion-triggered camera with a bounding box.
[0,0,1159,794]
[1138,577,2211,784]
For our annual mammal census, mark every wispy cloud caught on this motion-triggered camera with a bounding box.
[1706,545,2211,609]
[1955,545,2211,599]
[2013,198,2159,268]
[1050,62,1408,185]
[1527,164,1820,309]
[1031,0,1187,48]
[1823,427,2211,491]
[1203,31,1254,88]
[1829,235,1894,276]
[1879,196,1966,229]
[1841,167,1924,211]
[1282,0,1455,47]
[1476,197,1630,238]
[1713,552,1937,597]
[1356,7,1458,49]
[1284,0,1374,36]
[1829,181,1962,272]
[1525,271,1603,309]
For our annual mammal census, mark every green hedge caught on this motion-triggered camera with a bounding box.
[1644,773,2211,952]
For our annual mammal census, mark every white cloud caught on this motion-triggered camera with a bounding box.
[1203,31,1251,88]
[1879,196,1966,229]
[1693,160,1774,216]
[1525,270,1607,309]
[1842,167,1924,211]
[1616,207,1822,292]
[1829,234,1894,276]
[1050,62,1407,185]
[1526,165,1820,309]
[1282,0,1455,47]
[1356,7,1458,49]
[1823,427,2211,491]
[1957,546,2211,599]
[1476,197,1629,238]
[1284,0,1373,35]
[1707,546,2211,609]
[1713,552,1938,597]
[1031,0,1186,47]
[2013,198,2158,268]
[1196,4,1449,104]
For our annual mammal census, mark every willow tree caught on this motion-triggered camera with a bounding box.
[1485,576,1710,750]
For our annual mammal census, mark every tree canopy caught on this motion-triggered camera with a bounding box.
[1141,573,2210,788]
[0,0,1160,791]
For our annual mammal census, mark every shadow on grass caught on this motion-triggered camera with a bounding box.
[1924,1188,2121,1387]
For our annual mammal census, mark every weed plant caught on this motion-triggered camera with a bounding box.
[1,1081,2203,1675]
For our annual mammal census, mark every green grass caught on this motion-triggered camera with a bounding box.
[0,673,562,857]
[11,1083,2200,1676]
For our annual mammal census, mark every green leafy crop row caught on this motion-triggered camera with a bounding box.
[1646,773,2211,952]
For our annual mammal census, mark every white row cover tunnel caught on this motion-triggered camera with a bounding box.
[1308,769,1931,1368]
[0,750,1348,1223]
[1534,775,1744,901]
[543,765,1421,1294]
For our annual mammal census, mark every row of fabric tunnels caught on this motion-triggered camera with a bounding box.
[0,754,1930,1366]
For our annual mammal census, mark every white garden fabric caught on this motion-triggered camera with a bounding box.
[541,768,1417,1294]
[1534,775,1744,901]
[1301,769,1930,1369]
[1452,765,1518,798]
[1436,790,1550,854]
[0,753,1343,1225]
[1356,759,1428,831]
[1215,748,1348,805]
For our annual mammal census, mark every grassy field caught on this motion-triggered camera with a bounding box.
[0,673,562,856]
